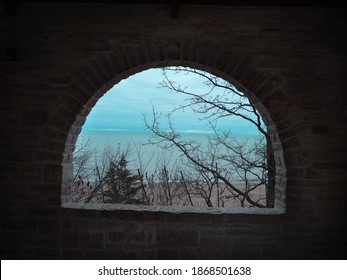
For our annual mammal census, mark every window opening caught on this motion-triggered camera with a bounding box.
[70,67,279,211]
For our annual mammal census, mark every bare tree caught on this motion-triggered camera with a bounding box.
[71,136,95,202]
[73,136,94,183]
[144,66,274,208]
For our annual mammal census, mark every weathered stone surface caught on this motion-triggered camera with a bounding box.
[0,2,346,260]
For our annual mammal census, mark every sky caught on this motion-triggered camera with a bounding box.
[82,67,261,134]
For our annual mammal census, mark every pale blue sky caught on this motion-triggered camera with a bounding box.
[82,67,260,134]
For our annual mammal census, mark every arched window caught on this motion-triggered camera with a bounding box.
[62,66,286,214]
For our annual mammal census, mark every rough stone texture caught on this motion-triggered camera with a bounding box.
[1,3,347,259]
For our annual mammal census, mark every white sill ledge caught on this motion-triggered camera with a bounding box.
[62,202,285,215]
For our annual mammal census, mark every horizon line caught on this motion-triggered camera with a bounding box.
[81,127,260,135]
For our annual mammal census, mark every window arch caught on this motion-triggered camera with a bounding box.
[61,61,286,215]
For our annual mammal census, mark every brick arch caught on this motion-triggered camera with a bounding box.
[52,42,287,213]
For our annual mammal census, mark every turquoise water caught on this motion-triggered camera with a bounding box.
[75,129,261,176]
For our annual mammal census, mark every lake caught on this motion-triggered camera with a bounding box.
[75,129,262,179]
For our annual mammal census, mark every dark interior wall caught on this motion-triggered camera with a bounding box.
[0,2,346,259]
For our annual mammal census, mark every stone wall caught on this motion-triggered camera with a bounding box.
[0,3,346,259]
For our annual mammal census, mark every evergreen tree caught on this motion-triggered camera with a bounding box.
[104,153,143,204]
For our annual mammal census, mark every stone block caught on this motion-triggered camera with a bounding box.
[156,229,198,248]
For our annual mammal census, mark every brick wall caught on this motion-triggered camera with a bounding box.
[0,3,346,259]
